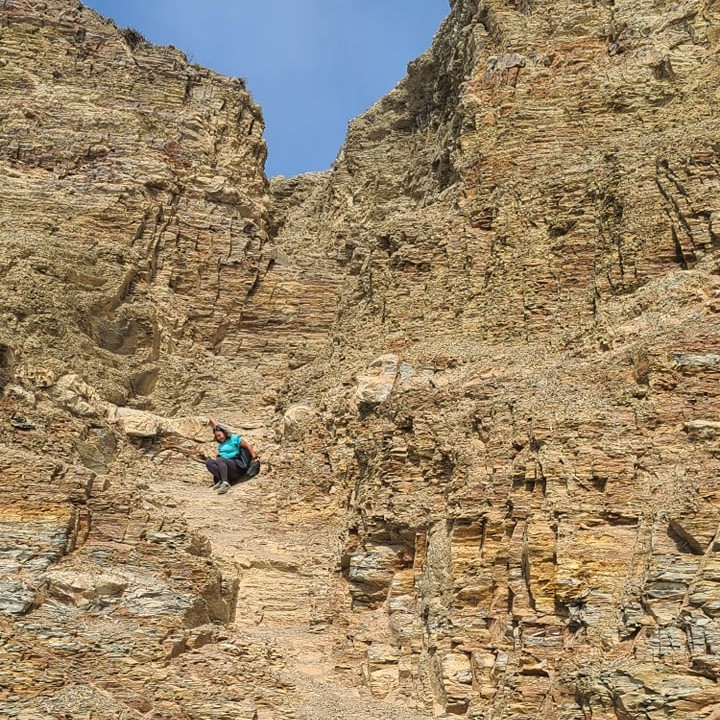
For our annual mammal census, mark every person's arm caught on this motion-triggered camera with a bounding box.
[239,438,258,460]
[208,416,218,429]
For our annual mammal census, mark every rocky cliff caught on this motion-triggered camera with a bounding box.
[276,0,720,716]
[2,0,720,718]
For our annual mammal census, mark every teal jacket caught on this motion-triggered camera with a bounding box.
[217,433,243,459]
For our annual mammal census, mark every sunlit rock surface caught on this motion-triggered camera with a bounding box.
[2,0,720,718]
[276,0,720,716]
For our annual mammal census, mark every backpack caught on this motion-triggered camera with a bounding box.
[245,458,261,478]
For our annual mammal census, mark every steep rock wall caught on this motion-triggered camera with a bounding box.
[2,0,720,718]
[276,0,720,717]
[0,0,285,414]
[0,3,286,717]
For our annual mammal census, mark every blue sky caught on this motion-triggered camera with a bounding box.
[82,1,449,177]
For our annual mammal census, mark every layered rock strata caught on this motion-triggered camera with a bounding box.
[1,2,288,717]
[0,0,338,416]
[275,0,720,717]
[2,0,720,718]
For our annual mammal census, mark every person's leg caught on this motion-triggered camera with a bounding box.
[224,456,250,485]
[205,459,222,487]
[216,457,231,484]
[216,457,239,494]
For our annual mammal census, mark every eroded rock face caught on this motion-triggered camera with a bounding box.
[277,0,720,717]
[0,440,274,717]
[0,0,292,416]
[3,0,720,718]
[0,2,279,717]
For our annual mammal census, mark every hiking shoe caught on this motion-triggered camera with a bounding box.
[216,481,231,495]
[211,481,223,490]
[246,459,261,478]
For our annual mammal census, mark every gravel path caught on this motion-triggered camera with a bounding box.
[151,459,430,720]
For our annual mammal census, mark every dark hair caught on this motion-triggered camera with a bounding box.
[214,424,230,440]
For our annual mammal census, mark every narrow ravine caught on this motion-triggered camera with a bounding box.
[149,457,431,720]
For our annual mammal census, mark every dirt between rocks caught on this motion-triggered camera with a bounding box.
[149,458,431,720]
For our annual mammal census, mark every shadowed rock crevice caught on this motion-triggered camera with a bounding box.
[0,344,15,390]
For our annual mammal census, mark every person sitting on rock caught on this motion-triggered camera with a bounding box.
[205,416,260,495]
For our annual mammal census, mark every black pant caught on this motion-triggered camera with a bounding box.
[205,448,250,485]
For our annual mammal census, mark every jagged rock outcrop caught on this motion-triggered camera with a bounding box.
[274,0,720,717]
[3,0,720,718]
[0,0,339,417]
[0,2,281,717]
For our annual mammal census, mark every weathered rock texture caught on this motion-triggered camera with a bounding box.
[0,0,326,416]
[274,0,720,717]
[2,0,720,718]
[1,1,298,717]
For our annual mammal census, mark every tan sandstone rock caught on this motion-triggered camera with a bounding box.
[3,0,720,718]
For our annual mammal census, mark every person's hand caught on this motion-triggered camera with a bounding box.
[208,416,217,427]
